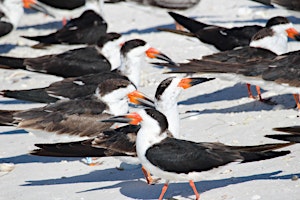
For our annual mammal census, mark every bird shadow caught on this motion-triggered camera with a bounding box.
[0,154,80,165]
[0,99,37,105]
[22,165,145,186]
[75,170,300,199]
[0,44,18,54]
[178,83,296,114]
[17,21,63,31]
[0,129,27,135]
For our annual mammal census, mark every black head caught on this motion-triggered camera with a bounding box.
[120,39,147,56]
[97,32,122,47]
[97,78,134,97]
[155,77,174,101]
[266,16,290,28]
[144,108,168,132]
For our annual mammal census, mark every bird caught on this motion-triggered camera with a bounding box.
[265,126,300,143]
[0,78,137,142]
[0,38,176,103]
[160,17,300,103]
[29,76,213,182]
[102,108,292,200]
[0,32,124,77]
[250,0,300,11]
[22,2,107,45]
[159,13,300,51]
[0,0,53,38]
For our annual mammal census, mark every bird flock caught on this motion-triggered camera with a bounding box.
[0,0,300,200]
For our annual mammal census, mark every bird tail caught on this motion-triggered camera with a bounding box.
[273,126,300,135]
[0,56,25,70]
[265,135,300,143]
[0,110,18,126]
[264,126,300,143]
[30,140,126,157]
[240,150,290,163]
[157,59,241,74]
[230,142,293,163]
[22,33,59,44]
[0,88,58,103]
[168,11,210,33]
[251,0,273,6]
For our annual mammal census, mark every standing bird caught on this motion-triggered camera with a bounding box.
[161,16,300,103]
[30,76,213,181]
[0,32,124,77]
[1,39,175,103]
[159,13,299,51]
[104,108,292,200]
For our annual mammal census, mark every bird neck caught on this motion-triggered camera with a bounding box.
[119,54,143,86]
[105,98,129,116]
[136,122,168,159]
[1,0,24,27]
[156,102,180,138]
[100,41,122,71]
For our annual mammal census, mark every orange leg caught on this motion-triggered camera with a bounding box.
[62,17,67,26]
[141,166,154,185]
[255,85,263,101]
[293,94,300,110]
[175,22,185,31]
[159,183,169,200]
[189,180,200,200]
[246,83,255,99]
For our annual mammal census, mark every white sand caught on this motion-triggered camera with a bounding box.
[0,0,299,199]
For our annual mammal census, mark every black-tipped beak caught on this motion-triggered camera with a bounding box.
[101,112,142,125]
[178,77,215,89]
[155,52,178,66]
[23,0,55,18]
[146,47,178,66]
[128,90,155,108]
[101,115,132,124]
[293,34,300,41]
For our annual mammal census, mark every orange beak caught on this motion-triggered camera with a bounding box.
[101,112,143,125]
[23,0,55,18]
[146,47,177,65]
[178,77,214,89]
[286,28,300,40]
[127,90,155,108]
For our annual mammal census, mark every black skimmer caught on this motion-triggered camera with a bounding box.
[0,0,52,38]
[1,39,175,103]
[102,108,292,200]
[0,32,123,77]
[161,19,300,103]
[29,76,212,180]
[22,8,107,45]
[265,126,300,143]
[159,13,299,51]
[0,78,137,141]
[250,0,300,11]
